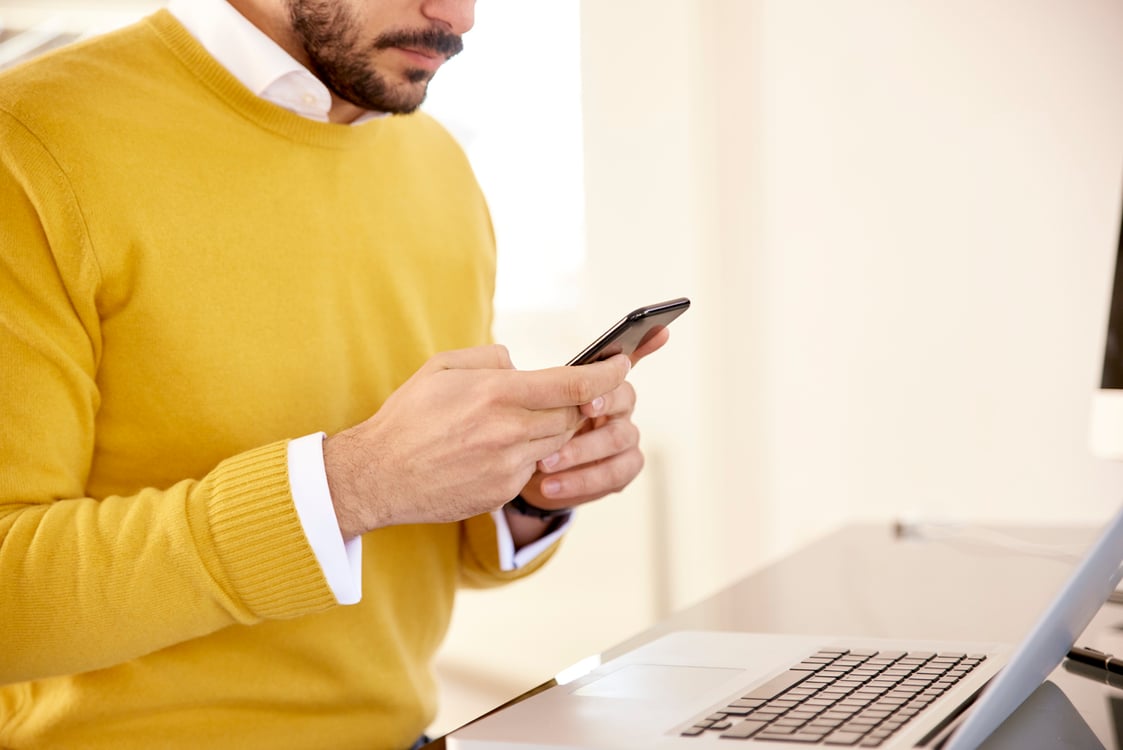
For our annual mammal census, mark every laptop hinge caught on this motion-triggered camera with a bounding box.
[917,684,986,748]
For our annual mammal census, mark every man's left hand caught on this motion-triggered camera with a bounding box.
[516,326,670,515]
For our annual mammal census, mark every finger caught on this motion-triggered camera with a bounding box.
[522,404,585,442]
[526,429,578,469]
[536,447,645,502]
[538,416,638,474]
[629,327,670,366]
[426,344,515,372]
[516,354,631,410]
[579,380,636,420]
[515,475,573,514]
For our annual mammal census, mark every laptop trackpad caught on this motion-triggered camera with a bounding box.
[573,664,742,702]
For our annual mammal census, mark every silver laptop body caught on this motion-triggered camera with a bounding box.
[447,503,1123,750]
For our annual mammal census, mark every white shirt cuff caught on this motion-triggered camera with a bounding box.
[491,507,574,571]
[287,432,362,604]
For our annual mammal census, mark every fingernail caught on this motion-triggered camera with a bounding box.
[540,452,560,470]
[589,396,605,415]
[542,479,563,496]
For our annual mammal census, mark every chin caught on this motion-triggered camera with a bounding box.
[380,85,431,115]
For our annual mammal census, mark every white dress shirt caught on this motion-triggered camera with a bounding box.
[165,0,570,604]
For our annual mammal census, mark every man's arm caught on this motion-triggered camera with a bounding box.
[0,123,344,685]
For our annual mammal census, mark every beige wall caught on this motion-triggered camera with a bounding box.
[580,0,1123,596]
[440,0,1123,734]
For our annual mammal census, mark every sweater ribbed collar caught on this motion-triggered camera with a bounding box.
[146,9,392,150]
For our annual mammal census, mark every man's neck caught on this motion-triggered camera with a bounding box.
[222,0,364,124]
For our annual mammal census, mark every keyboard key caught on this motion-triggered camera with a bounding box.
[847,716,882,727]
[769,700,800,710]
[824,731,868,745]
[719,719,770,739]
[743,670,812,701]
[754,731,822,743]
[720,705,755,716]
[879,650,909,659]
[793,729,832,740]
[786,688,819,699]
[793,663,826,672]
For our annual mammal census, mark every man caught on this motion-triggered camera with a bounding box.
[0,1,669,748]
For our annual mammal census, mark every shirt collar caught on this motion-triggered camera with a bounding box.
[166,0,383,124]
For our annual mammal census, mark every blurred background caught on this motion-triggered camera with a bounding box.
[5,0,1123,736]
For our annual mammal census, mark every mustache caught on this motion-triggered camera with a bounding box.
[374,28,464,59]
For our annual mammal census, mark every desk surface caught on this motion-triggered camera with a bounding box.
[434,522,1123,748]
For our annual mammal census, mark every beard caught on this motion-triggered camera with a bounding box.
[286,0,464,115]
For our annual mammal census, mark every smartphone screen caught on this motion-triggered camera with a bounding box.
[567,298,690,366]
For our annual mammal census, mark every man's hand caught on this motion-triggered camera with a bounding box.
[323,345,633,538]
[514,327,670,518]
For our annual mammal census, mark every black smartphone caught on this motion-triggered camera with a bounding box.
[567,297,690,366]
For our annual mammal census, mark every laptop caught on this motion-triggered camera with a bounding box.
[446,502,1123,749]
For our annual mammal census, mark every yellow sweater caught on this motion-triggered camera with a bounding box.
[0,11,553,749]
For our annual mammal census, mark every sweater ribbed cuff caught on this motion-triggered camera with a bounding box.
[458,512,563,589]
[205,440,337,619]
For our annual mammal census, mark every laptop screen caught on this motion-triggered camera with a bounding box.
[1089,190,1123,458]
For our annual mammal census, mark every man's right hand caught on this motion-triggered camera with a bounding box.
[322,345,632,538]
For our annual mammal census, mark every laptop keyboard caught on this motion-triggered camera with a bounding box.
[679,648,987,746]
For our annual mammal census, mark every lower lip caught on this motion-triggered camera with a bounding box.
[394,47,444,72]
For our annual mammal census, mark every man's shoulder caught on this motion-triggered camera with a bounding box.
[384,110,471,161]
[0,15,170,125]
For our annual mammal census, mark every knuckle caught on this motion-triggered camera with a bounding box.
[630,448,646,476]
[542,407,570,436]
[620,381,637,410]
[476,377,509,409]
[609,422,638,454]
[549,431,571,454]
[505,415,534,444]
[427,351,452,370]
[498,452,530,484]
[467,381,498,410]
[567,373,596,405]
[500,420,531,447]
[598,382,633,417]
[565,407,585,432]
[610,450,644,490]
[552,442,574,468]
[567,471,591,496]
[502,476,526,502]
[489,344,513,368]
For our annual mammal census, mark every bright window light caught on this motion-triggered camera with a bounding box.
[423,2,586,312]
